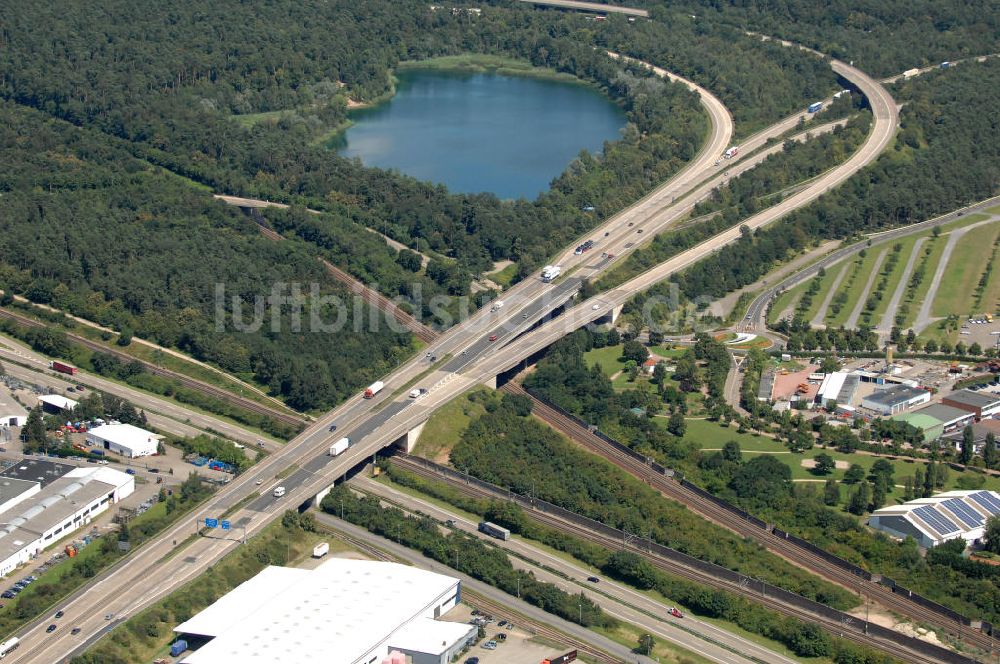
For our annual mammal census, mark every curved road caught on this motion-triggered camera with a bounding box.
[9,51,740,664]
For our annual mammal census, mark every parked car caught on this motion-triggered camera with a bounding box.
[481,640,498,650]
[464,658,479,664]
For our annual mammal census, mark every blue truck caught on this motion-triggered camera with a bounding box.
[170,639,188,657]
[807,101,823,113]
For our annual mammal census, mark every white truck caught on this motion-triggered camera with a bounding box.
[313,542,330,558]
[363,381,384,398]
[723,146,738,159]
[541,265,561,282]
[329,437,350,456]
[408,388,427,399]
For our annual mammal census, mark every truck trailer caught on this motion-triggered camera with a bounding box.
[541,265,561,282]
[50,361,78,376]
[363,381,384,398]
[329,438,350,456]
[478,521,510,541]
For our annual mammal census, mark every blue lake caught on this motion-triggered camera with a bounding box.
[334,69,626,200]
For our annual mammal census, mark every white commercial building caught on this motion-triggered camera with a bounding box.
[37,394,77,413]
[86,423,161,458]
[0,385,28,427]
[0,463,133,576]
[868,490,1000,549]
[175,559,477,664]
[860,385,931,415]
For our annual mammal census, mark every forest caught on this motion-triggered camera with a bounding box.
[672,58,1000,302]
[0,0,840,286]
[648,0,1000,78]
[0,102,415,411]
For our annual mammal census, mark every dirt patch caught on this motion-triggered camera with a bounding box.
[800,458,850,470]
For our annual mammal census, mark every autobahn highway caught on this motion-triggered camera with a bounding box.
[11,50,903,663]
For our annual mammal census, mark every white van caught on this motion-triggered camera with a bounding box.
[273,486,286,498]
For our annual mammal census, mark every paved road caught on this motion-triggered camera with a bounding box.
[0,335,280,451]
[877,237,927,333]
[809,263,849,327]
[354,476,792,664]
[844,247,887,329]
[913,215,1000,333]
[740,196,1000,334]
[12,50,901,663]
[516,0,648,17]
[12,50,742,663]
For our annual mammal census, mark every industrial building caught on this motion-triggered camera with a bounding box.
[911,403,975,433]
[86,423,161,458]
[941,389,1000,420]
[0,462,133,576]
[891,412,944,443]
[860,385,931,415]
[0,385,27,427]
[816,372,860,407]
[37,394,76,414]
[174,559,477,664]
[943,419,1000,453]
[869,490,1000,548]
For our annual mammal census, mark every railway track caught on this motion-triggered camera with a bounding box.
[0,308,306,428]
[320,520,623,663]
[502,382,996,657]
[318,259,438,343]
[391,454,975,664]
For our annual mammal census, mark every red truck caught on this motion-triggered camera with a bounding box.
[50,361,78,376]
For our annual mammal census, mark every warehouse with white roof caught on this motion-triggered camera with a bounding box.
[0,463,133,576]
[86,423,161,458]
[868,490,1000,549]
[175,559,476,664]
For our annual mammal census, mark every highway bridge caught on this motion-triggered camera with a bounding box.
[11,47,911,664]
[516,0,649,18]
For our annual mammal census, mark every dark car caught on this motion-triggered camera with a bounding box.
[46,624,57,633]
[1,592,14,600]
[465,658,479,664]
[71,627,81,635]
[55,610,65,619]
[587,576,600,583]
[328,424,337,432]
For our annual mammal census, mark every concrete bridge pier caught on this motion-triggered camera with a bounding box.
[610,304,624,324]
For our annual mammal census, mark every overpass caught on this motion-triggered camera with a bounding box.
[12,50,902,664]
[516,0,649,18]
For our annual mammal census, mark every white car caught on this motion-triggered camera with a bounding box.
[592,304,600,310]
[273,486,286,498]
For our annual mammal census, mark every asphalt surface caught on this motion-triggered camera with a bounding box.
[0,335,279,450]
[10,50,898,663]
[354,476,793,664]
[740,195,1000,333]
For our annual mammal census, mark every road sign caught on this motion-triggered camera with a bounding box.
[204,518,218,529]
[221,520,231,531]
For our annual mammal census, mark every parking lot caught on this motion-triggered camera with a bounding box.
[446,605,574,664]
